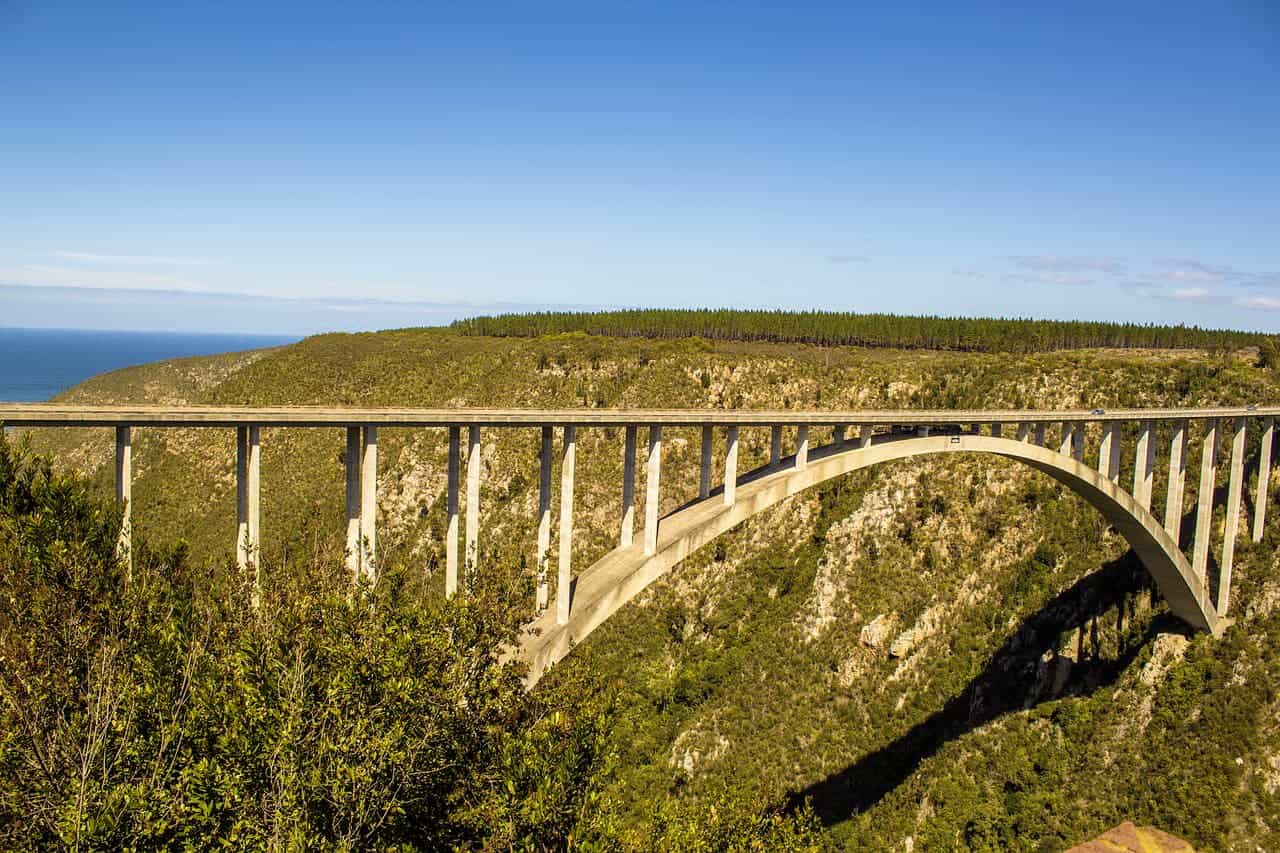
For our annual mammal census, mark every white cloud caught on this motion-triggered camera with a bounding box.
[1152,258,1239,283]
[1002,271,1094,286]
[1237,295,1280,311]
[0,264,209,292]
[951,269,985,279]
[51,250,211,265]
[1169,287,1218,304]
[1136,284,1226,305]
[1009,255,1125,274]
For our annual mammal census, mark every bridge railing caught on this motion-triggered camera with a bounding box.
[1,405,1274,628]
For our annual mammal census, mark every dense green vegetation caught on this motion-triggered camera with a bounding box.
[452,308,1267,354]
[11,325,1280,848]
[0,433,823,850]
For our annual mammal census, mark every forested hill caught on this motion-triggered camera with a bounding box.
[452,308,1268,353]
[10,327,1280,849]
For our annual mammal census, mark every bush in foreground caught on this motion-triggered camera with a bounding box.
[0,434,819,851]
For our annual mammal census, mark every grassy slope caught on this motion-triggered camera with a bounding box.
[21,328,1280,850]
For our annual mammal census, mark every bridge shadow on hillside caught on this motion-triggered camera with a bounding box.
[787,550,1181,827]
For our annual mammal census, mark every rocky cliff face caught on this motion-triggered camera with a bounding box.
[1065,821,1194,852]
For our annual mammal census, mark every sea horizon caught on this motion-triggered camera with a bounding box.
[0,326,298,403]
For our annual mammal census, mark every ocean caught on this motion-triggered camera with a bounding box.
[0,328,297,402]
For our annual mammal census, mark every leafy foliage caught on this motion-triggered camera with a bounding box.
[0,433,823,849]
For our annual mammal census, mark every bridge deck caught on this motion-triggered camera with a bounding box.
[0,403,1273,427]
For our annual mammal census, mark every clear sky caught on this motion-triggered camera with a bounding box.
[1,1,1278,334]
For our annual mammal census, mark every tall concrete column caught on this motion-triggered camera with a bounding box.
[247,426,261,600]
[236,426,248,571]
[859,424,873,449]
[724,426,739,506]
[1164,420,1188,542]
[360,426,377,579]
[1033,422,1046,447]
[557,426,576,625]
[644,426,662,555]
[465,425,481,576]
[536,426,552,608]
[796,425,809,471]
[114,426,132,571]
[1107,423,1122,483]
[1059,422,1072,456]
[699,424,712,499]
[834,424,847,444]
[1219,417,1246,617]
[770,425,782,466]
[1098,423,1120,482]
[1192,418,1218,582]
[1071,424,1084,462]
[1015,423,1031,442]
[1254,416,1273,543]
[621,425,637,547]
[990,422,1002,438]
[446,427,460,596]
[1133,420,1155,510]
[345,427,362,579]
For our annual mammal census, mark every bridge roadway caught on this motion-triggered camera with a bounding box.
[0,403,1276,427]
[3,403,1275,683]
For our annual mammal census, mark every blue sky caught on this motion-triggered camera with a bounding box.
[1,1,1278,334]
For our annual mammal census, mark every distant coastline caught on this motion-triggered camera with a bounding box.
[0,327,297,402]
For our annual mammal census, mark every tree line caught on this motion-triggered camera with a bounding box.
[451,309,1266,354]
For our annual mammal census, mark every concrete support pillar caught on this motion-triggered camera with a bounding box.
[1254,416,1273,543]
[345,427,362,579]
[556,426,576,625]
[1107,423,1123,483]
[990,423,1002,438]
[645,426,662,556]
[236,426,249,571]
[1059,422,1072,456]
[465,425,480,576]
[446,426,460,597]
[247,426,261,600]
[536,426,552,608]
[724,426,739,506]
[1164,420,1188,542]
[834,424,847,444]
[1219,417,1246,617]
[360,426,377,579]
[1098,423,1121,482]
[234,426,261,583]
[699,424,712,499]
[1133,420,1155,511]
[114,426,132,571]
[770,425,782,466]
[796,425,809,471]
[1192,419,1218,583]
[1034,422,1046,447]
[621,425,637,547]
[1097,424,1113,479]
[1071,424,1084,462]
[1015,423,1031,443]
[859,424,873,449]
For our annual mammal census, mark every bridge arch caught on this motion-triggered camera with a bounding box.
[519,433,1219,685]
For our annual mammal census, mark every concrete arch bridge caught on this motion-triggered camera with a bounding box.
[2,404,1274,685]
